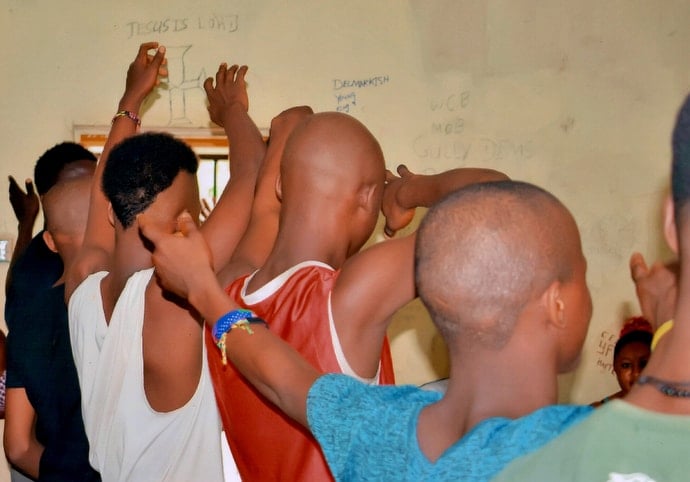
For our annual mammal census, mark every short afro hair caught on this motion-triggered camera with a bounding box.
[34,142,97,195]
[102,132,198,228]
[614,330,652,361]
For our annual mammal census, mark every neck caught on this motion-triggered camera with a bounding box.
[626,253,690,411]
[416,338,559,462]
[450,343,559,427]
[100,228,153,320]
[260,207,353,277]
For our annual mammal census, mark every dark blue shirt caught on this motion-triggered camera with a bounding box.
[5,233,62,332]
[6,283,100,481]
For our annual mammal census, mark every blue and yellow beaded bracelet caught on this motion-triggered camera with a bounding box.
[212,309,267,365]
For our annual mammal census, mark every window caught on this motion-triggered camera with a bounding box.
[74,125,267,216]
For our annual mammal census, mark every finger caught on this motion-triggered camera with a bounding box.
[630,252,649,282]
[24,179,35,195]
[227,64,239,81]
[175,211,198,237]
[138,42,159,61]
[385,169,398,183]
[216,62,227,85]
[150,45,166,69]
[136,213,164,246]
[203,77,215,96]
[8,176,19,192]
[236,65,249,82]
[397,164,412,177]
[383,225,395,238]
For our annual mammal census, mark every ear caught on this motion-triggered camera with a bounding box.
[357,182,378,211]
[543,280,567,329]
[663,194,679,254]
[42,230,58,254]
[275,174,283,202]
[107,203,116,228]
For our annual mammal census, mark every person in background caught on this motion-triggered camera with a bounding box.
[4,176,100,481]
[5,144,96,330]
[5,137,96,482]
[591,316,652,407]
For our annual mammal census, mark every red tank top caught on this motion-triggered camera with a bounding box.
[205,262,395,481]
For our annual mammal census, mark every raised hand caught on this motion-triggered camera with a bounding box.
[630,252,678,329]
[204,63,249,127]
[119,42,168,111]
[8,176,39,226]
[138,211,216,300]
[382,164,417,237]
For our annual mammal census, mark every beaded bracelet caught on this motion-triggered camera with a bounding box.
[112,110,141,126]
[637,374,690,398]
[212,309,267,365]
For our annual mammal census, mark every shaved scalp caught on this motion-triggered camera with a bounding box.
[415,181,579,349]
[279,112,387,253]
[280,112,386,202]
[42,176,92,238]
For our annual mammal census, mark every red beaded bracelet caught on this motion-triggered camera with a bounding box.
[112,110,141,126]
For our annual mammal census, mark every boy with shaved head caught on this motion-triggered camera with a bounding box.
[138,176,594,481]
[5,176,99,481]
[210,108,508,480]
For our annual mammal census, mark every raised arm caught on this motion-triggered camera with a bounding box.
[332,164,510,375]
[5,176,40,294]
[200,63,266,273]
[139,211,318,427]
[382,164,509,236]
[629,252,678,330]
[217,105,313,286]
[65,42,167,302]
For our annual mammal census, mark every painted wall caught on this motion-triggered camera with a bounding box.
[2,0,690,478]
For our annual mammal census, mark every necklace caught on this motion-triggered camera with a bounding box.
[637,375,690,398]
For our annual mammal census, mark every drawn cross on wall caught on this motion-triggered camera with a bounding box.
[165,45,205,125]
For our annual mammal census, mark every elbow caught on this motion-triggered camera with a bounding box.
[4,437,29,467]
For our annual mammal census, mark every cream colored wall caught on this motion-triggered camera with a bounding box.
[1,1,690,477]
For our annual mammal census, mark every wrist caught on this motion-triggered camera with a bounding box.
[187,275,234,322]
[219,103,248,127]
[117,96,144,114]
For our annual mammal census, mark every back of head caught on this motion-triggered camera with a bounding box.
[34,142,97,195]
[281,112,385,202]
[102,132,199,229]
[42,175,92,259]
[415,180,580,350]
[279,112,386,250]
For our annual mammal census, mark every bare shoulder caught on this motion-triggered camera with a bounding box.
[65,246,110,302]
[333,234,417,330]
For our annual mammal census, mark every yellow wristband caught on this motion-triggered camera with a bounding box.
[651,319,674,351]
